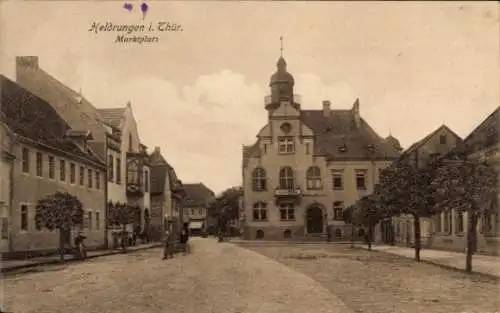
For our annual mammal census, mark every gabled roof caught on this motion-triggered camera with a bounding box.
[401,124,462,158]
[183,183,215,207]
[461,106,499,153]
[97,108,126,128]
[0,75,104,166]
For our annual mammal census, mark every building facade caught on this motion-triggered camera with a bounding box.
[241,56,401,241]
[429,107,499,255]
[150,146,186,239]
[15,56,151,243]
[1,76,107,253]
[0,118,15,253]
[182,183,215,235]
[392,125,463,246]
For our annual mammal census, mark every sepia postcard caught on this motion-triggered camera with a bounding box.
[0,1,499,313]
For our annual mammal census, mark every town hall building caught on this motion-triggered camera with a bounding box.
[241,54,401,241]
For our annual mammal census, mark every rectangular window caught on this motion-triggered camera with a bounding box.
[48,156,55,179]
[263,144,267,155]
[333,201,344,220]
[22,147,30,173]
[305,143,310,155]
[332,170,344,190]
[95,172,101,190]
[278,136,295,154]
[95,212,100,230]
[443,210,451,234]
[434,213,442,233]
[279,204,295,221]
[439,135,447,144]
[21,205,28,231]
[144,170,149,192]
[116,157,121,184]
[36,152,43,177]
[252,203,268,221]
[70,163,76,184]
[191,208,195,215]
[199,208,204,216]
[108,154,114,182]
[355,169,367,190]
[1,217,8,239]
[87,211,92,230]
[59,160,66,181]
[79,166,85,185]
[88,169,93,188]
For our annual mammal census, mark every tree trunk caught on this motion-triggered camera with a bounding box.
[466,211,478,274]
[412,214,421,262]
[350,225,354,248]
[367,226,373,251]
[58,229,65,263]
[121,223,127,252]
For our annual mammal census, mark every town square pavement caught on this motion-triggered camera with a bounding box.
[3,238,499,313]
[2,237,351,313]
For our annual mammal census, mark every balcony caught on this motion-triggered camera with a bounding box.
[274,186,302,205]
[264,94,302,107]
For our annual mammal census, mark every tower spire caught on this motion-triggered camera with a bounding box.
[280,35,284,57]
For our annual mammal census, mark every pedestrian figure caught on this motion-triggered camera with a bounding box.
[180,227,190,255]
[74,232,87,260]
[162,228,173,259]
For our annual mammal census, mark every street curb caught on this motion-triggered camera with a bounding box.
[1,243,162,274]
[352,245,500,281]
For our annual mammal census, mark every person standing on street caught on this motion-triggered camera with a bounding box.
[162,228,173,260]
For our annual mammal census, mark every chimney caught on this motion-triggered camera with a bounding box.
[352,98,360,128]
[16,56,39,82]
[154,146,161,153]
[322,100,331,117]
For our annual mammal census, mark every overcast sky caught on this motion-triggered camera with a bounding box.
[1,1,498,194]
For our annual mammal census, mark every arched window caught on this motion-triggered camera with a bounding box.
[306,166,322,190]
[252,168,267,191]
[335,228,342,238]
[256,229,265,239]
[283,229,292,238]
[279,166,294,189]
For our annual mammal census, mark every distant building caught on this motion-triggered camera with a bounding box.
[0,117,15,253]
[150,146,186,239]
[241,55,401,241]
[391,125,462,246]
[0,76,107,253]
[15,56,151,242]
[431,107,499,255]
[182,183,215,235]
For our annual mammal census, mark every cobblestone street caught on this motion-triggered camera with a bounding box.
[2,238,350,313]
[240,243,500,313]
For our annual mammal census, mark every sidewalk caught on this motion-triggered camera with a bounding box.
[0,242,162,273]
[355,244,500,278]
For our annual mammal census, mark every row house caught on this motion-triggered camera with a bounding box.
[241,55,401,241]
[15,56,152,243]
[392,125,463,246]
[150,146,187,240]
[0,76,107,254]
[182,183,215,235]
[429,107,499,255]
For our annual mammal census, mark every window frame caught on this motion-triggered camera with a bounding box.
[355,169,368,190]
[333,201,344,220]
[306,166,322,190]
[22,147,30,173]
[251,167,267,191]
[279,203,296,221]
[279,167,294,190]
[252,202,268,221]
[331,169,344,190]
[277,136,295,154]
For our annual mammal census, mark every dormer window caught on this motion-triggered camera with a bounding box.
[338,145,347,153]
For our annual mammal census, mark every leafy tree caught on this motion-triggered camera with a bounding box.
[209,186,243,234]
[342,205,357,248]
[353,194,384,250]
[433,152,498,273]
[377,161,440,261]
[107,201,141,251]
[35,191,84,262]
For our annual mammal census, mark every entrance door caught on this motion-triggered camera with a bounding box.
[306,206,323,234]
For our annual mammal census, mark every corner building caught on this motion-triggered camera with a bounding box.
[241,56,401,241]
